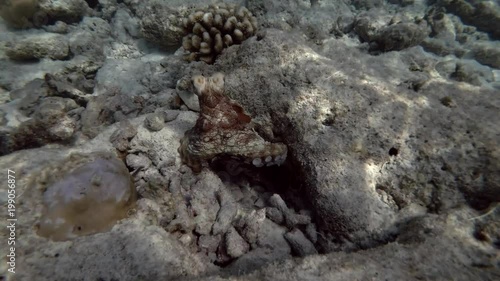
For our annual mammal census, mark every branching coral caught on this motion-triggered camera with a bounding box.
[181,2,258,64]
[178,73,287,173]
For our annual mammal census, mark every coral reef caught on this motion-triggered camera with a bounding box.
[33,151,136,241]
[181,2,258,64]
[178,73,287,173]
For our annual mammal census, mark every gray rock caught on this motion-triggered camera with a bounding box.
[39,0,91,24]
[166,175,196,234]
[435,60,457,78]
[212,188,238,235]
[80,94,111,138]
[44,73,91,106]
[256,219,291,255]
[146,90,178,111]
[372,21,430,52]
[225,227,250,258]
[176,76,200,112]
[11,78,51,115]
[240,209,266,244]
[198,234,221,253]
[284,228,318,257]
[0,110,5,126]
[190,172,222,235]
[109,120,137,152]
[112,9,140,42]
[1,96,78,155]
[353,16,378,42]
[265,207,284,224]
[427,10,456,42]
[420,37,461,57]
[80,17,112,39]
[451,61,494,86]
[138,2,187,47]
[268,194,311,228]
[126,153,152,171]
[163,110,180,123]
[305,223,318,244]
[94,59,150,97]
[5,33,70,60]
[437,0,500,40]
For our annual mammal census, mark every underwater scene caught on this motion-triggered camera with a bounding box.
[0,0,499,280]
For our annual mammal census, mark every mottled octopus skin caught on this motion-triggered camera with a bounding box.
[178,73,287,173]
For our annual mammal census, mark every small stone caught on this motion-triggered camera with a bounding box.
[225,227,250,258]
[252,158,263,167]
[144,112,165,131]
[162,110,180,122]
[176,77,200,112]
[212,197,237,235]
[179,233,194,246]
[44,21,69,34]
[240,209,266,244]
[284,228,318,257]
[198,235,221,253]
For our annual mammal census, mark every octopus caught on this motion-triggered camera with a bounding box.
[178,73,287,173]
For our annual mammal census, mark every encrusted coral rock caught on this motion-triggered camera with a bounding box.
[181,2,258,64]
[139,2,186,47]
[371,20,429,52]
[34,152,137,241]
[178,73,287,173]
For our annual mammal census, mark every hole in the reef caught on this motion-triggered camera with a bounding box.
[322,115,335,126]
[85,0,99,8]
[388,147,399,156]
[440,163,450,171]
[473,229,488,242]
[209,156,311,211]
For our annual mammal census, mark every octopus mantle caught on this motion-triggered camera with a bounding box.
[178,73,287,173]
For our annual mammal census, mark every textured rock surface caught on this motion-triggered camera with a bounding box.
[5,33,69,60]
